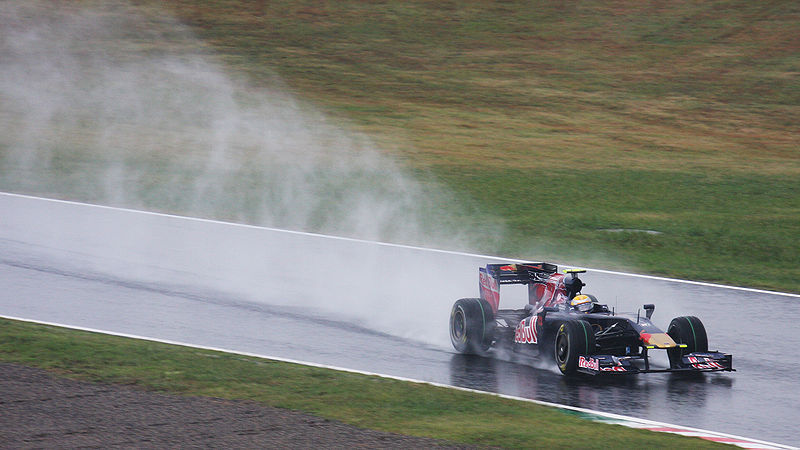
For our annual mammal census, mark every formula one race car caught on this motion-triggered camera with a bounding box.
[449,262,734,375]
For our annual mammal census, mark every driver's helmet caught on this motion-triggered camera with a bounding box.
[570,294,594,313]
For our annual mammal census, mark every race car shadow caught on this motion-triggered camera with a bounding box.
[448,352,640,403]
[560,372,640,387]
[447,351,732,417]
[666,371,733,385]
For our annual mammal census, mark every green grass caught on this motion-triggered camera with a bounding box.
[1,0,797,293]
[157,0,799,292]
[0,317,725,448]
[440,168,799,289]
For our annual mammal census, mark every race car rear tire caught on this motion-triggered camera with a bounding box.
[449,298,495,354]
[666,316,708,369]
[554,320,595,375]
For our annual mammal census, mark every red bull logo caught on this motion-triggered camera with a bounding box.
[578,356,599,371]
[514,317,538,344]
[479,271,500,312]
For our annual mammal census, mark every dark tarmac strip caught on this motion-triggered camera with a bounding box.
[0,363,465,448]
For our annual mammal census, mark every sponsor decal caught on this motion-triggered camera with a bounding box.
[500,264,516,271]
[688,356,724,369]
[479,271,496,291]
[514,317,539,344]
[600,365,628,372]
[578,356,627,372]
[578,356,599,371]
[691,361,725,370]
[479,271,500,311]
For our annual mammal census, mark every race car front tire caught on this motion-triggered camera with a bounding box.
[449,298,495,354]
[666,316,708,369]
[554,319,595,375]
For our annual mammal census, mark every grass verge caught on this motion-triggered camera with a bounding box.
[159,0,799,292]
[0,317,725,448]
[0,1,797,292]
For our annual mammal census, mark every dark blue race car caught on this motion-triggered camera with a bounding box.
[449,262,734,375]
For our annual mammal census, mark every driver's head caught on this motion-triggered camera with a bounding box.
[570,294,594,313]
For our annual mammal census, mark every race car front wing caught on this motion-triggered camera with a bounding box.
[576,351,734,375]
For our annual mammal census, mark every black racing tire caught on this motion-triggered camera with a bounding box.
[554,319,595,375]
[667,316,708,369]
[449,298,495,354]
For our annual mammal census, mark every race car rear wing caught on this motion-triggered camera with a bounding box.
[479,262,559,313]
[484,262,558,285]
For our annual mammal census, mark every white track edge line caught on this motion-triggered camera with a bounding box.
[2,192,798,298]
[1,314,794,449]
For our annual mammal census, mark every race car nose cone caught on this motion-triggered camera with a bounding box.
[640,332,677,348]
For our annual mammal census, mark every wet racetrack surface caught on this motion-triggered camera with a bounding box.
[1,194,798,446]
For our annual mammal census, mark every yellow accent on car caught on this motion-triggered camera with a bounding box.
[644,333,678,348]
